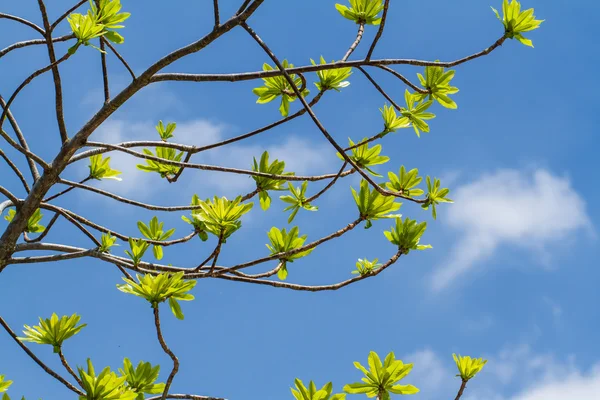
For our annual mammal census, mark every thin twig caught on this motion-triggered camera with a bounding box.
[455,380,468,400]
[102,38,137,80]
[0,13,45,35]
[24,213,60,243]
[0,35,74,60]
[50,0,88,31]
[342,23,365,62]
[154,307,179,400]
[0,149,30,192]
[366,0,390,60]
[44,177,91,203]
[38,0,70,143]
[58,348,84,387]
[375,65,428,93]
[213,0,220,28]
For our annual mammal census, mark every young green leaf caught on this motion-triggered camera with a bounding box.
[124,238,149,266]
[78,359,136,400]
[119,358,165,399]
[99,233,118,253]
[386,166,424,198]
[18,313,86,353]
[4,208,45,234]
[292,378,346,400]
[335,0,385,25]
[383,217,431,254]
[280,182,318,223]
[252,60,309,117]
[155,120,177,141]
[492,0,543,47]
[116,272,196,319]
[136,147,184,179]
[337,137,390,177]
[311,56,352,91]
[414,64,460,109]
[252,151,295,211]
[400,90,436,137]
[351,258,382,276]
[343,351,419,398]
[193,196,254,241]
[266,226,314,280]
[137,216,175,261]
[380,104,410,134]
[181,194,209,241]
[422,176,453,219]
[351,179,401,229]
[0,376,12,393]
[453,354,488,381]
[88,154,122,181]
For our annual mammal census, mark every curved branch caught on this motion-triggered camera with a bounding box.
[0,35,74,60]
[366,0,390,60]
[375,65,428,94]
[102,38,137,80]
[154,307,179,400]
[58,349,84,387]
[50,0,88,31]
[0,13,45,35]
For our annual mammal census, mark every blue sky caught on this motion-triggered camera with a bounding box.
[1,0,599,399]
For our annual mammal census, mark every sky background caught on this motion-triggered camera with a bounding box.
[1,0,599,399]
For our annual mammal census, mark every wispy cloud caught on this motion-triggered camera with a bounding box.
[431,169,592,291]
[80,118,338,199]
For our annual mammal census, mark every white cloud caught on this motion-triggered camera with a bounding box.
[431,169,592,291]
[509,365,600,400]
[80,118,338,198]
[403,349,451,398]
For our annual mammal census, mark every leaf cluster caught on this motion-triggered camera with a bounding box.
[252,151,295,211]
[78,359,136,400]
[422,176,453,219]
[124,238,149,266]
[280,182,318,223]
[335,0,385,25]
[119,358,165,399]
[492,0,543,47]
[383,217,431,254]
[116,272,196,319]
[385,166,424,198]
[311,56,352,92]
[3,208,45,234]
[88,154,122,181]
[18,313,86,353]
[266,226,314,280]
[351,180,401,229]
[192,196,253,241]
[351,258,382,276]
[338,138,389,177]
[292,379,346,400]
[181,195,209,241]
[253,60,309,117]
[137,217,175,260]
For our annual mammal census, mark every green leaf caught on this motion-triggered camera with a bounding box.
[493,0,543,47]
[311,56,352,91]
[18,313,86,353]
[351,180,401,228]
[252,60,309,117]
[383,217,431,254]
[279,182,318,223]
[335,0,385,25]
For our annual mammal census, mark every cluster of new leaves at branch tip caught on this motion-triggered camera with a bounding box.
[193,196,253,241]
[117,272,196,319]
[266,226,314,280]
[88,154,122,181]
[67,0,130,54]
[311,57,353,91]
[119,358,165,399]
[252,151,295,211]
[181,195,209,241]
[344,351,419,399]
[78,359,136,400]
[292,379,346,400]
[156,121,176,142]
[352,258,382,276]
[414,65,460,109]
[253,60,310,117]
[335,0,384,25]
[492,0,544,47]
[280,182,318,223]
[125,238,149,266]
[137,122,184,178]
[99,233,118,253]
[137,217,175,260]
[386,166,424,198]
[380,105,410,135]
[352,180,401,229]
[422,176,453,219]
[399,91,436,137]
[384,217,431,254]
[0,376,12,393]
[4,209,45,233]
[338,138,389,177]
[18,313,86,353]
[453,354,488,381]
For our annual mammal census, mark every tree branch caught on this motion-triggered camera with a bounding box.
[365,0,390,60]
[154,307,179,400]
[342,23,365,62]
[0,13,45,35]
[58,348,84,387]
[0,148,30,193]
